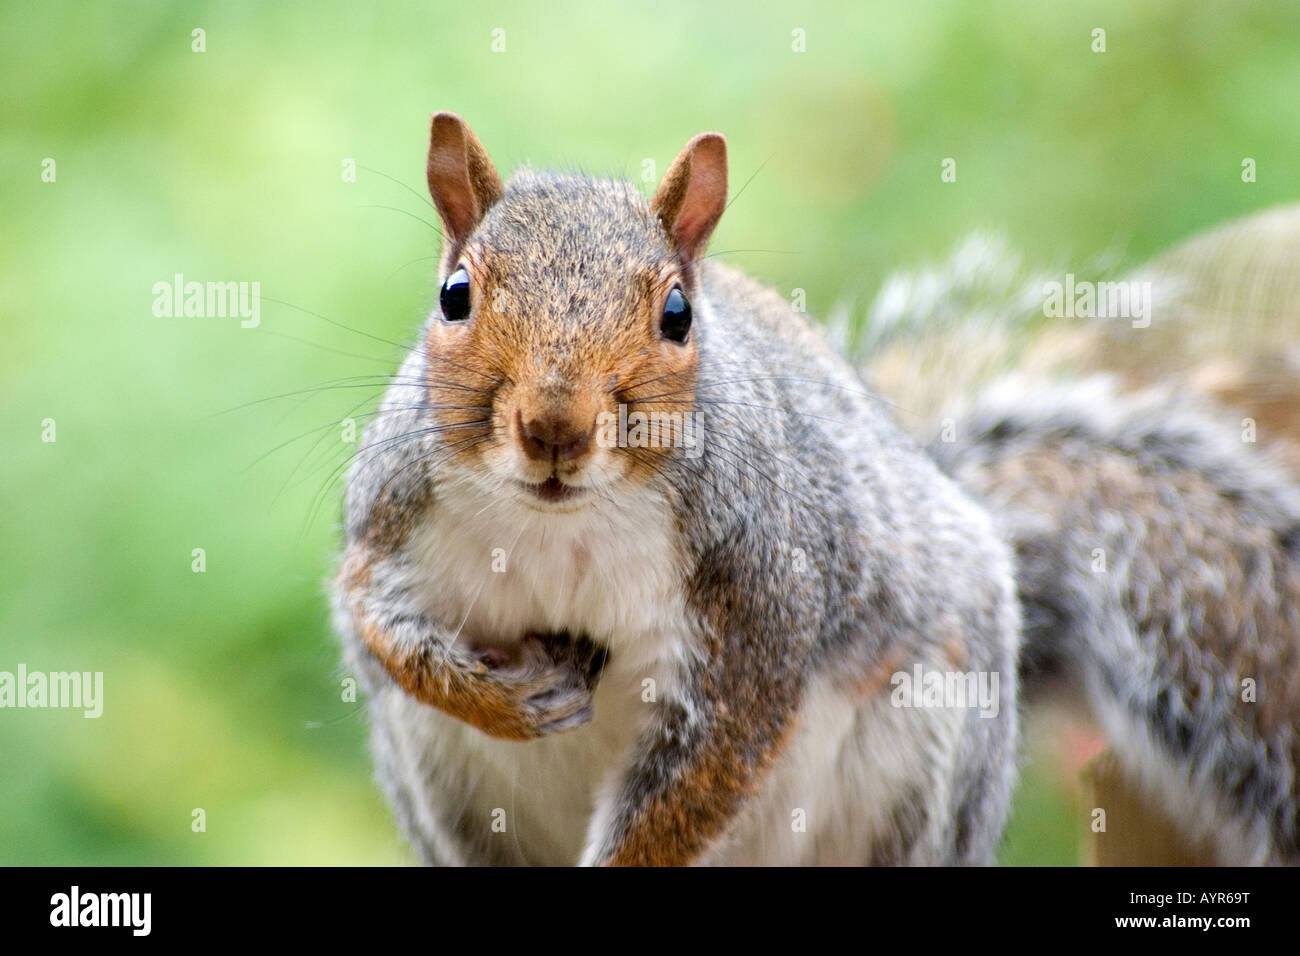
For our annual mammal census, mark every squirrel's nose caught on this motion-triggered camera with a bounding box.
[517,409,596,464]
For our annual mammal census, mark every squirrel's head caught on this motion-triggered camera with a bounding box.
[421,112,727,511]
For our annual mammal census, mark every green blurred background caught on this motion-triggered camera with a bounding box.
[3,0,1297,864]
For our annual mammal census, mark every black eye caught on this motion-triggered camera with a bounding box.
[660,287,692,343]
[440,267,471,322]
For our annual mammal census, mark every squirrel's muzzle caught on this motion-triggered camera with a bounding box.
[511,384,604,471]
[516,407,596,464]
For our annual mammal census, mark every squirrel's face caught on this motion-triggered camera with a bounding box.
[420,114,727,511]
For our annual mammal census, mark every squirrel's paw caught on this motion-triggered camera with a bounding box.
[469,631,608,737]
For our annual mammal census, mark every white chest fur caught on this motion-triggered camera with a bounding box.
[394,477,695,863]
[406,478,690,666]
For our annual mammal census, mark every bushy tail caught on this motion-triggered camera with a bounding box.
[932,378,1300,864]
[853,204,1300,456]
[858,205,1300,863]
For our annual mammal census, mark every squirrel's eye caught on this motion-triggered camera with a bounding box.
[660,287,692,344]
[440,267,471,322]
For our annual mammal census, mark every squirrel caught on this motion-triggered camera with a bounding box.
[861,220,1300,865]
[331,113,1022,865]
[333,113,1300,866]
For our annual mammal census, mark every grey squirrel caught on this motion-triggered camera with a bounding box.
[332,114,1299,864]
[332,113,1019,865]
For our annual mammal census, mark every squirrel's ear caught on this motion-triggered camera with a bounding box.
[426,112,504,246]
[651,132,728,266]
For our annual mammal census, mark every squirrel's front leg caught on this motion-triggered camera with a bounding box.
[337,543,605,741]
[581,615,807,866]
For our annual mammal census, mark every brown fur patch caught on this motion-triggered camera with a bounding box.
[360,618,539,740]
[342,541,600,742]
[849,646,907,701]
[604,716,800,866]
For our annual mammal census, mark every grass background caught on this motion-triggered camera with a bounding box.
[2,0,1297,864]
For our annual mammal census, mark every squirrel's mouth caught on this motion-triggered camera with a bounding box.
[516,476,586,504]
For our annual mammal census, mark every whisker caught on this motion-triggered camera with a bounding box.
[387,255,440,283]
[358,203,442,236]
[209,378,436,417]
[637,396,849,428]
[724,151,776,213]
[257,329,402,366]
[247,403,491,474]
[260,295,412,351]
[358,164,439,215]
[301,427,491,540]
